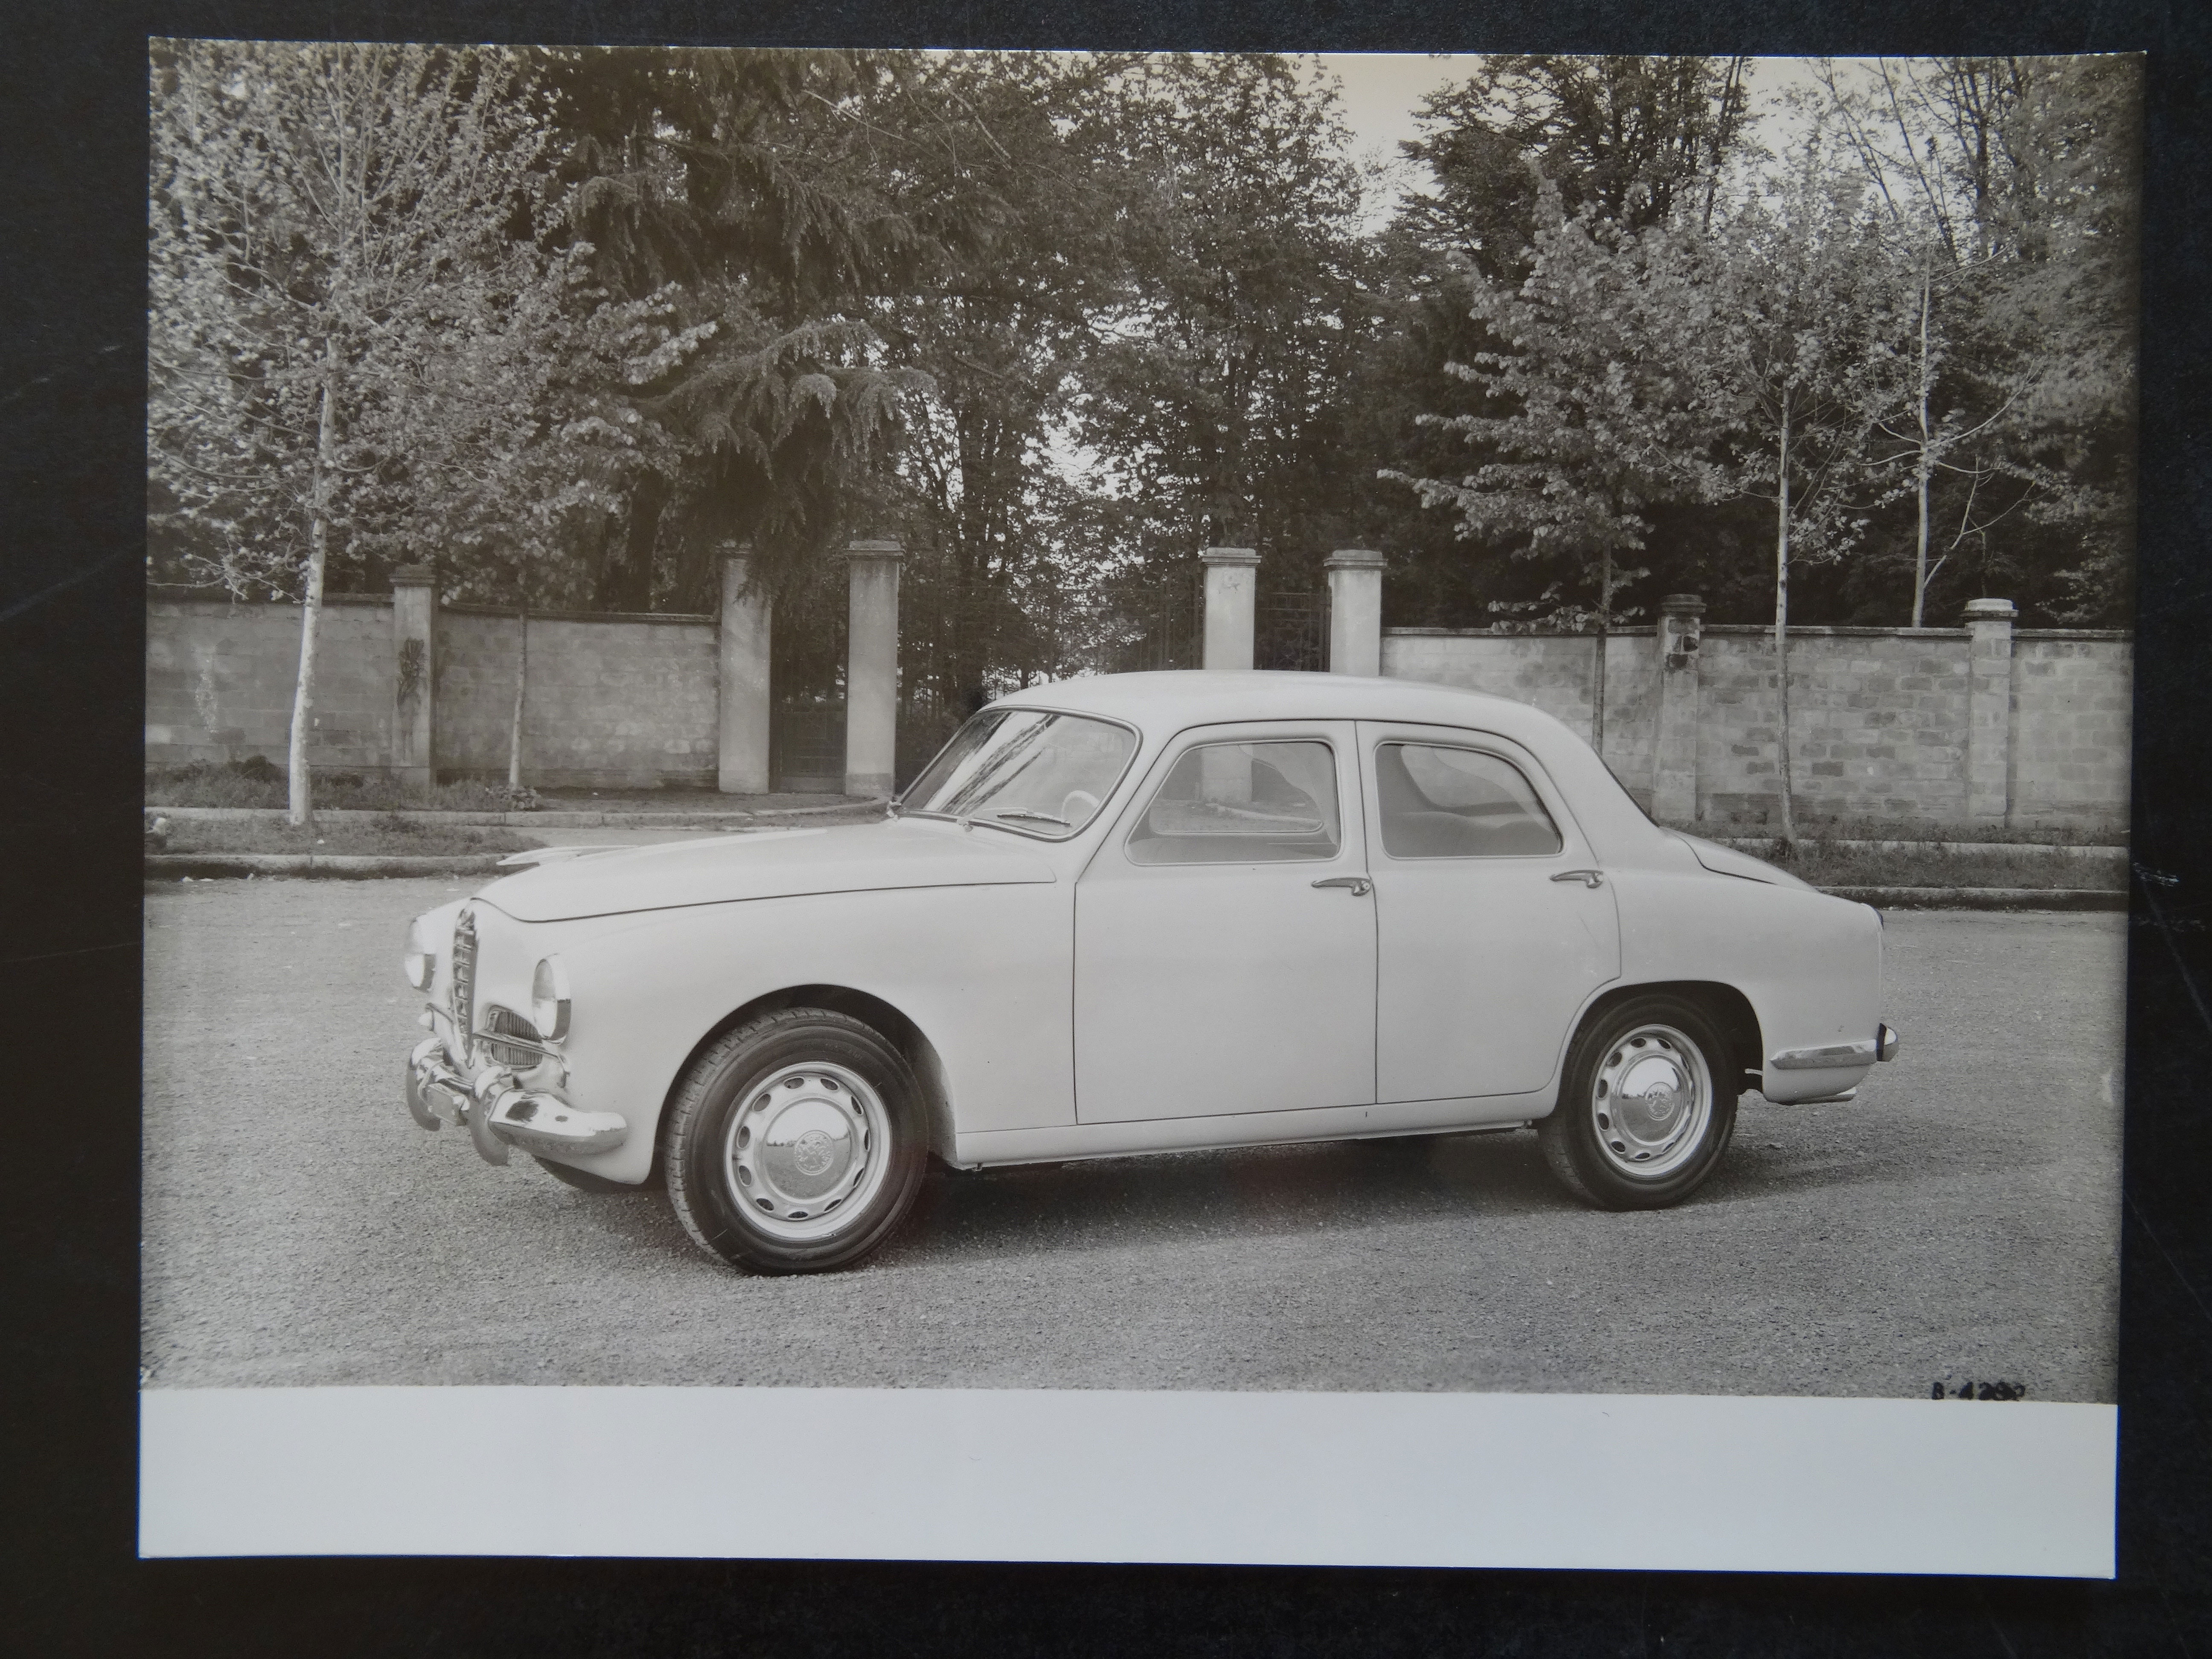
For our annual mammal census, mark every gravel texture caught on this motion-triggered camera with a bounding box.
[142,881,2124,1401]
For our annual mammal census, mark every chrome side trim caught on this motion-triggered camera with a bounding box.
[1770,1039,1878,1071]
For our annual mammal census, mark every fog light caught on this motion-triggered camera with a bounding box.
[403,918,437,990]
[532,956,571,1043]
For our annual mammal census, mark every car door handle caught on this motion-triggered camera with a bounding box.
[1312,876,1373,897]
[1550,869,1605,888]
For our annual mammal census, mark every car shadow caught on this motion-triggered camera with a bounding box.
[877,1130,1568,1268]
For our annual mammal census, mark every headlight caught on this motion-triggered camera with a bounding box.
[531,956,571,1043]
[402,918,437,990]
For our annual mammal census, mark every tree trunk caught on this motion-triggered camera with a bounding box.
[1774,406,1796,851]
[1910,267,1934,628]
[1592,544,1613,760]
[286,353,339,829]
[506,603,528,792]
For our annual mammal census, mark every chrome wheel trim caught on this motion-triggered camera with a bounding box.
[1588,1023,1713,1180]
[722,1061,893,1242]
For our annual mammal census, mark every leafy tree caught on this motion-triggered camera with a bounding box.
[1700,156,1901,844]
[149,40,572,823]
[1383,185,1730,757]
[1071,55,1377,631]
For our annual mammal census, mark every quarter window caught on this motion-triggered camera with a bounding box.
[1375,743,1563,858]
[1127,740,1341,865]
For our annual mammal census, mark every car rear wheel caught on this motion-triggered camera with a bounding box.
[663,1008,927,1274]
[1539,995,1736,1210]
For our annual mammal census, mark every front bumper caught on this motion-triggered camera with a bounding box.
[406,1035,629,1166]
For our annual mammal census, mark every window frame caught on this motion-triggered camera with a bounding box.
[1368,735,1573,863]
[1118,731,1352,870]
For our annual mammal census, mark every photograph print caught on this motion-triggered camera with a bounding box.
[140,44,2137,1568]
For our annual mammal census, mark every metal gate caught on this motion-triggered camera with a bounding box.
[1255,586,1328,672]
[771,702,845,794]
[1120,567,1205,674]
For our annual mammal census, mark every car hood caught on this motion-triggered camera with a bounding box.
[477,820,1058,922]
[1671,832,1815,891]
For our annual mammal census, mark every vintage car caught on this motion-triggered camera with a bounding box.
[402,671,1898,1274]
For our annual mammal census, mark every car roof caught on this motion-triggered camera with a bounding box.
[991,669,1571,748]
[987,670,1669,863]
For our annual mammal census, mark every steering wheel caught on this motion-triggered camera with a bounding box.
[1061,789,1101,828]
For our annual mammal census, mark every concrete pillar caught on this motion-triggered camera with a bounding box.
[717,546,772,795]
[1324,550,1385,676]
[843,539,904,797]
[1964,597,2017,824]
[390,565,437,803]
[1200,547,1260,670]
[1653,593,1706,826]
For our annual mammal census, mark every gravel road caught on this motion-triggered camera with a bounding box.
[142,876,2124,1400]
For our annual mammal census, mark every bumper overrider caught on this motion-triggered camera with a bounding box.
[405,1034,629,1166]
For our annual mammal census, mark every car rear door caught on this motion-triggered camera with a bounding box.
[1357,721,1621,1103]
[1073,720,1377,1123]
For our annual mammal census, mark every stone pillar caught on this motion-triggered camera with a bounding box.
[717,547,773,795]
[844,540,905,797]
[390,565,437,803]
[1200,547,1260,670]
[1964,597,2017,824]
[1324,549,1385,676]
[1653,594,1705,826]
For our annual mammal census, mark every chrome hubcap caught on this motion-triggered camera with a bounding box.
[723,1062,890,1241]
[1590,1023,1712,1179]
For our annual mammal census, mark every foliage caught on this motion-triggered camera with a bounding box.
[147,46,2140,733]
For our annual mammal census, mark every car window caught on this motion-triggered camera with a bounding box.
[900,709,1137,837]
[1127,740,1342,866]
[1374,742,1563,858]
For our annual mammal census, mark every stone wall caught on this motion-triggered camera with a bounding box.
[146,597,394,771]
[2010,634,2134,829]
[1380,617,2131,832]
[434,608,719,788]
[146,597,719,789]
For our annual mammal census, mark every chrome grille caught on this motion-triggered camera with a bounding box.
[480,1004,544,1069]
[448,907,477,1060]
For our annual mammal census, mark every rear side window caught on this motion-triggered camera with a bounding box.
[1127,740,1341,865]
[1374,743,1563,858]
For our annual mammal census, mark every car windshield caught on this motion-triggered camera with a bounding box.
[899,709,1137,838]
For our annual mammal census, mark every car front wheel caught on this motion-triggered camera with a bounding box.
[663,1008,927,1274]
[1538,995,1737,1210]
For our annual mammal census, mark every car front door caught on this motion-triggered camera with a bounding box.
[1074,721,1377,1123]
[1358,722,1621,1103]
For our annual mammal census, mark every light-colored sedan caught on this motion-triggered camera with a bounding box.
[402,671,1897,1273]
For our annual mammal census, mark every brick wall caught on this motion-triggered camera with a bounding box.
[1695,628,1971,824]
[2011,634,2133,829]
[146,597,393,771]
[1381,621,2131,832]
[435,608,719,788]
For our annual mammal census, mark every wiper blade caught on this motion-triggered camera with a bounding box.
[984,809,1070,827]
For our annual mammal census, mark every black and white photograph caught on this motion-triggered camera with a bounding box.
[137,44,2138,1572]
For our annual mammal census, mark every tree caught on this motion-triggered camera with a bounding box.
[1813,55,2140,626]
[1700,157,1901,844]
[1073,55,1377,617]
[149,41,570,823]
[1384,184,1730,758]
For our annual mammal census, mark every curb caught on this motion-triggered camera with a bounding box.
[148,853,514,879]
[1820,886,2126,911]
[147,800,886,828]
[1717,837,2124,860]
